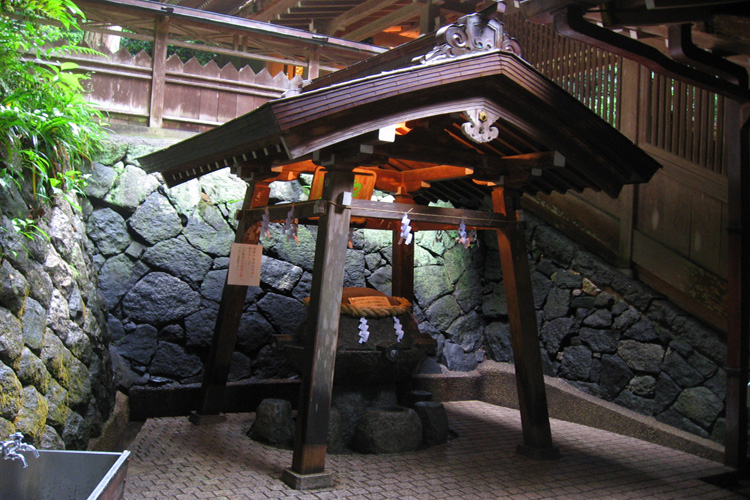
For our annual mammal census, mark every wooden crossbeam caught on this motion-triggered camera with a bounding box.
[343,1,423,41]
[323,0,402,36]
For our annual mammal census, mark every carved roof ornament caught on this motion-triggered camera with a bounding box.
[417,11,521,65]
[462,108,500,144]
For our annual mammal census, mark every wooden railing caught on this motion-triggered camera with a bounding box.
[504,12,730,330]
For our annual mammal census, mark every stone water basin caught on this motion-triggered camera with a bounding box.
[0,449,130,500]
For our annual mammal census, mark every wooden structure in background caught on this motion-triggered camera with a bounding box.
[139,14,661,487]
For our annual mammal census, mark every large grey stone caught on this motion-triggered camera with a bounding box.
[237,311,275,355]
[552,270,582,289]
[260,257,302,293]
[104,164,160,211]
[0,361,22,420]
[583,309,612,328]
[199,170,248,205]
[122,272,201,325]
[87,208,131,256]
[353,406,422,454]
[614,389,652,416]
[559,345,592,381]
[257,293,307,335]
[483,321,513,362]
[414,265,452,307]
[98,254,149,309]
[441,341,478,372]
[83,162,117,199]
[629,375,656,398]
[182,203,233,257]
[579,327,619,354]
[0,260,29,315]
[14,347,51,394]
[114,324,158,366]
[482,282,507,318]
[164,179,201,214]
[344,250,366,288]
[128,192,183,245]
[540,317,574,356]
[673,387,723,429]
[150,341,202,379]
[249,398,294,446]
[366,266,392,295]
[24,260,53,307]
[447,311,483,352]
[22,298,46,351]
[662,350,704,388]
[599,354,633,400]
[414,401,449,445]
[617,340,664,374]
[142,238,213,286]
[624,318,658,342]
[543,287,570,320]
[425,294,462,332]
[0,307,23,364]
[183,307,218,348]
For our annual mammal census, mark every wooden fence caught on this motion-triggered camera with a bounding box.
[505,13,730,330]
[61,46,296,131]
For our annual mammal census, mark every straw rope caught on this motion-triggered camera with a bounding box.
[302,296,412,318]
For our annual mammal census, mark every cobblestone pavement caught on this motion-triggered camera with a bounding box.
[125,401,742,499]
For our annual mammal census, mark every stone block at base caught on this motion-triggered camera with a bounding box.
[281,468,333,490]
[516,443,560,460]
[188,411,227,425]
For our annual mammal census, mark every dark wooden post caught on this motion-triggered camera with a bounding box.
[283,168,355,490]
[724,99,750,475]
[148,15,169,128]
[191,181,270,422]
[391,193,415,304]
[492,187,558,459]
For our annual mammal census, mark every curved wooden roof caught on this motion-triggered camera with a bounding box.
[139,46,661,203]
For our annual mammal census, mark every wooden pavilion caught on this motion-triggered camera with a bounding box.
[139,12,662,489]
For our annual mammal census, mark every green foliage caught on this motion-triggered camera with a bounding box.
[0,0,107,261]
[119,36,221,65]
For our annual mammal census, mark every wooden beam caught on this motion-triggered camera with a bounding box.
[289,168,355,477]
[492,187,558,458]
[323,0,402,36]
[148,15,169,128]
[194,181,269,417]
[250,0,300,22]
[350,199,513,230]
[343,1,423,42]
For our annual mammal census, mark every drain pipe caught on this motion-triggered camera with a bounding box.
[667,23,748,90]
[553,4,750,101]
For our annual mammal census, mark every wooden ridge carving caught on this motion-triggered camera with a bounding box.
[416,12,521,65]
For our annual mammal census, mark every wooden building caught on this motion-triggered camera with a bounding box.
[138,14,666,487]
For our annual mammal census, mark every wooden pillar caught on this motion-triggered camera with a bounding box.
[305,46,320,81]
[148,15,169,128]
[419,0,442,34]
[191,181,270,420]
[725,99,750,475]
[283,168,355,489]
[391,193,415,304]
[492,187,558,459]
[616,59,642,273]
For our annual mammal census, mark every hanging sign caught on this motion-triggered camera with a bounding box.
[227,243,262,286]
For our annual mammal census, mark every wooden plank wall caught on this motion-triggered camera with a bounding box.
[505,13,729,330]
[65,46,294,131]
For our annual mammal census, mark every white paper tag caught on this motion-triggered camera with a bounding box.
[227,243,262,286]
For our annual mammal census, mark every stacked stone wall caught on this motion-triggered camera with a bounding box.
[0,175,114,449]
[88,138,727,445]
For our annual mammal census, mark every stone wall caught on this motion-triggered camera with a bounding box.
[87,137,727,445]
[0,176,115,449]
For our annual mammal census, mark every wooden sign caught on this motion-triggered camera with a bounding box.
[349,295,391,308]
[227,243,262,286]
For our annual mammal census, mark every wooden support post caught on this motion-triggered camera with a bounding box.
[191,182,270,421]
[419,0,442,34]
[724,99,750,476]
[148,15,169,128]
[305,46,320,80]
[616,59,642,274]
[283,169,355,489]
[391,193,415,304]
[492,187,558,459]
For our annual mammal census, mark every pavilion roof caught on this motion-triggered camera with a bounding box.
[139,40,661,205]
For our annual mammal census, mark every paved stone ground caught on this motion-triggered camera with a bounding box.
[125,401,743,499]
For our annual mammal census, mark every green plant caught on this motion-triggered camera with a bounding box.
[0,0,107,261]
